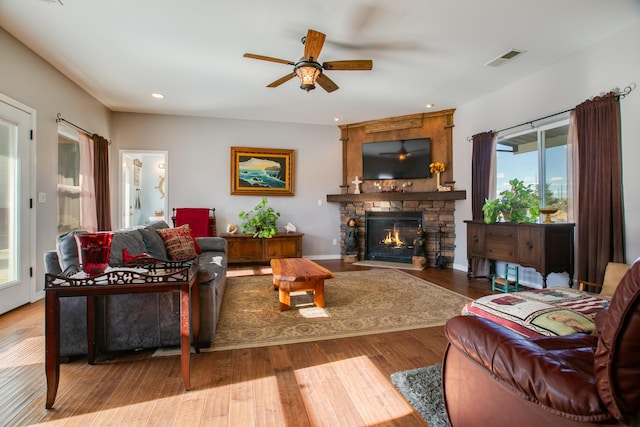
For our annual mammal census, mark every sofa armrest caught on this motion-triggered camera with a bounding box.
[196,236,227,253]
[445,316,610,421]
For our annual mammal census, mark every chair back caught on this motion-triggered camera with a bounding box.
[593,258,640,425]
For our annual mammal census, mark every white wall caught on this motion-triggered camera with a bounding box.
[3,18,639,298]
[111,113,343,258]
[452,22,640,285]
[0,28,112,300]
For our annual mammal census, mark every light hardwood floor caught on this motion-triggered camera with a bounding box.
[0,261,494,426]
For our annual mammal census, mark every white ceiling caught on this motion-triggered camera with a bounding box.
[2,0,639,126]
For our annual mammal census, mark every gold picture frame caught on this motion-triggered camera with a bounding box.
[230,147,295,196]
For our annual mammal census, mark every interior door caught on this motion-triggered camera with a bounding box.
[119,150,168,229]
[0,97,33,314]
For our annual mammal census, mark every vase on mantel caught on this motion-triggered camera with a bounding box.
[436,172,441,190]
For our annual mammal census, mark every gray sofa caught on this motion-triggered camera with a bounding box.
[43,220,227,357]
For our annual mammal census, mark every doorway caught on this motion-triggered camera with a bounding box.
[119,150,168,229]
[0,95,35,315]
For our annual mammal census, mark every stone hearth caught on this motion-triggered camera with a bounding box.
[327,191,465,268]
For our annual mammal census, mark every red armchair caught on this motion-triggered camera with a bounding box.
[443,259,640,426]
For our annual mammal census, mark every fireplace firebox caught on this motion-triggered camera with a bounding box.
[365,211,423,263]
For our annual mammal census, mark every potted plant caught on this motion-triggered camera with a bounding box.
[483,178,540,223]
[482,198,503,224]
[238,197,281,238]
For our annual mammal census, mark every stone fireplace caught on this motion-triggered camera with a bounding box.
[326,109,463,267]
[327,191,466,268]
[365,211,422,263]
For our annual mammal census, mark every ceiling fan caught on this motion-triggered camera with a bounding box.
[243,29,373,93]
[380,141,427,160]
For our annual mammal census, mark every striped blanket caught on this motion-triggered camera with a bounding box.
[462,288,610,337]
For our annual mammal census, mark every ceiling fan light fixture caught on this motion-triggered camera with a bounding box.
[294,60,322,91]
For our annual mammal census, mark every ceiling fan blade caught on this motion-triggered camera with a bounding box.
[304,29,326,61]
[243,53,295,66]
[267,73,296,88]
[316,73,339,93]
[323,60,373,71]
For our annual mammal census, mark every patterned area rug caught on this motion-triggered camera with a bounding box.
[209,269,471,351]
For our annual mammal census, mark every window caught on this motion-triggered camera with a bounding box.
[57,128,80,234]
[496,119,570,222]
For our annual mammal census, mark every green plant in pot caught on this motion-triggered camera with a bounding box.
[238,197,281,238]
[483,178,540,223]
[482,198,503,224]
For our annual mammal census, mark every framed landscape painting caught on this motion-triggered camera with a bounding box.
[230,147,295,196]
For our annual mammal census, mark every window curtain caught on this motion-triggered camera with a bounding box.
[93,134,112,231]
[78,132,97,232]
[573,93,625,284]
[470,131,497,276]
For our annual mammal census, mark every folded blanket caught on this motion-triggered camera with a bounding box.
[174,208,211,237]
[463,288,610,337]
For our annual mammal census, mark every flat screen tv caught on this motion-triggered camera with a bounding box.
[362,138,431,180]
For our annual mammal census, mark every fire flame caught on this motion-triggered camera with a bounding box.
[382,225,405,247]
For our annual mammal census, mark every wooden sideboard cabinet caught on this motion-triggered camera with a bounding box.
[464,220,575,287]
[221,233,303,264]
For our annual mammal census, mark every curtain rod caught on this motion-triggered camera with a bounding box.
[55,113,111,145]
[494,107,574,135]
[466,83,635,142]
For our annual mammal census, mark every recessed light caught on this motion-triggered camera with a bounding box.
[425,104,434,108]
[151,93,164,99]
[334,117,341,122]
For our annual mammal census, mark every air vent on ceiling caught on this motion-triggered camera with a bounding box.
[485,49,526,67]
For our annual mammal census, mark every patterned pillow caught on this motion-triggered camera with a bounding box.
[156,225,197,260]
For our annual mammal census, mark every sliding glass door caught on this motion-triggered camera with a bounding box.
[0,97,33,314]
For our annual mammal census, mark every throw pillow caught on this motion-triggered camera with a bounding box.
[138,221,169,260]
[156,225,198,261]
[190,229,203,254]
[109,229,147,265]
[56,230,88,270]
[600,262,630,297]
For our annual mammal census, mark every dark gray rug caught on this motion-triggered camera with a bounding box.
[390,363,451,427]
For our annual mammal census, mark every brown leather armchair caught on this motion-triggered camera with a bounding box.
[442,259,640,427]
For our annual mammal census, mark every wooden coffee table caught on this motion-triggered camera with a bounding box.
[270,258,334,311]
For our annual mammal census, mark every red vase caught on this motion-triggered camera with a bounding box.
[75,232,114,276]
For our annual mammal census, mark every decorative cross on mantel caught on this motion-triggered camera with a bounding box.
[351,176,363,194]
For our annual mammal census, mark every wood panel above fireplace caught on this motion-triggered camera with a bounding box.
[338,109,455,194]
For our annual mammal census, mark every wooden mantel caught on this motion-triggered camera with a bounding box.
[326,190,466,203]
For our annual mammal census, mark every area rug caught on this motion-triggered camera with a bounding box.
[391,364,451,427]
[209,268,470,351]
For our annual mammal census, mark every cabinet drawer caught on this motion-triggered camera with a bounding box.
[227,238,262,262]
[485,227,518,262]
[467,223,485,257]
[518,227,543,266]
[265,237,301,259]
